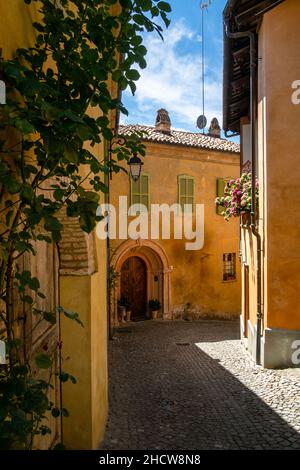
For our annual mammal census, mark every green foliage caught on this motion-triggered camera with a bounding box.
[0,359,75,450]
[109,265,119,290]
[118,296,131,309]
[148,298,161,310]
[0,0,171,450]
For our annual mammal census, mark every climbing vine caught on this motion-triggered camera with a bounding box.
[0,0,171,449]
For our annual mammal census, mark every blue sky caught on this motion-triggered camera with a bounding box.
[121,0,234,139]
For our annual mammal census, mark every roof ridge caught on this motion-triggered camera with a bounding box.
[119,123,240,154]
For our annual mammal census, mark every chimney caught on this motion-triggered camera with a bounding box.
[155,109,171,135]
[208,117,221,138]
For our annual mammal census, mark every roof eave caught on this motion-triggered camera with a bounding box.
[223,0,285,134]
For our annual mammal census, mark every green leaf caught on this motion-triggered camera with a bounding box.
[20,184,34,203]
[51,407,60,418]
[35,353,52,369]
[64,146,80,164]
[61,408,69,418]
[76,124,92,141]
[37,234,52,243]
[53,189,64,201]
[59,308,84,327]
[23,295,33,304]
[5,177,21,194]
[126,69,140,81]
[69,375,77,384]
[157,1,172,12]
[44,216,63,233]
[118,76,128,91]
[59,372,69,383]
[53,443,66,450]
[15,241,31,254]
[14,118,35,134]
[28,277,40,291]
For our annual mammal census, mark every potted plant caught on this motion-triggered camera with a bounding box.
[149,299,161,319]
[215,172,259,224]
[125,300,132,322]
[118,297,127,323]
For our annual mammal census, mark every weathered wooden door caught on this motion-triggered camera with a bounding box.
[121,257,147,319]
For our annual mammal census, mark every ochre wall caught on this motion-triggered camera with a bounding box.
[60,276,93,448]
[0,0,109,449]
[257,0,300,331]
[0,1,39,58]
[110,141,241,318]
[59,126,109,448]
[90,239,108,449]
[60,266,108,449]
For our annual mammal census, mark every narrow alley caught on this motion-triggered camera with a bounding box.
[101,320,300,450]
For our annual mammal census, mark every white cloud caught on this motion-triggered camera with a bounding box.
[121,20,223,131]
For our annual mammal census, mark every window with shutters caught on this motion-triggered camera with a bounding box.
[178,175,195,213]
[130,173,150,210]
[223,253,236,281]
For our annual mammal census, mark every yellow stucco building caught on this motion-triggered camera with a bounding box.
[109,110,241,324]
[223,0,300,368]
[0,0,117,449]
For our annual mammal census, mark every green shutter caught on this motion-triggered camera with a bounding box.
[130,173,149,209]
[178,175,195,213]
[216,178,226,215]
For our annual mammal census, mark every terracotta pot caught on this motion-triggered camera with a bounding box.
[126,310,132,322]
[151,310,159,320]
[118,306,126,323]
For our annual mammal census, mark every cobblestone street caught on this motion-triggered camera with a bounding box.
[101,320,300,450]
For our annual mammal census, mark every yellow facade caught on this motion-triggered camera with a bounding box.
[0,0,111,448]
[110,123,241,321]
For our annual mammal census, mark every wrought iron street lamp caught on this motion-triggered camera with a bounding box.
[128,153,143,182]
[109,137,143,182]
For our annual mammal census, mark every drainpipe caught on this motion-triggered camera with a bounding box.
[224,19,262,365]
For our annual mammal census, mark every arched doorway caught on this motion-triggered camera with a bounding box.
[120,256,147,320]
[111,240,172,327]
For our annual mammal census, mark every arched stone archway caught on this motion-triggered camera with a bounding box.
[111,239,172,326]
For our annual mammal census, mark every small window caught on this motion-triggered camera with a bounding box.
[130,173,149,209]
[178,175,195,213]
[223,253,236,281]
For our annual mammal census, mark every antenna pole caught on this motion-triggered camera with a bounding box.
[201,3,205,135]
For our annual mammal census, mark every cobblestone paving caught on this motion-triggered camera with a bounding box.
[101,320,300,450]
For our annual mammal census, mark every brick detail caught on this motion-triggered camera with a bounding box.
[58,210,97,276]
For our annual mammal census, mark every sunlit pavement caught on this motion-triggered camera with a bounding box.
[101,320,300,450]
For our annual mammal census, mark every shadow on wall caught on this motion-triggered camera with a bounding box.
[101,321,300,450]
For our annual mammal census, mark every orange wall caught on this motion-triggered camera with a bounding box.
[258,0,300,330]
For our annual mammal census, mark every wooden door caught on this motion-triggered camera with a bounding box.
[121,257,147,319]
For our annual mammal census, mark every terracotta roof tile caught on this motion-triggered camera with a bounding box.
[119,124,240,154]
